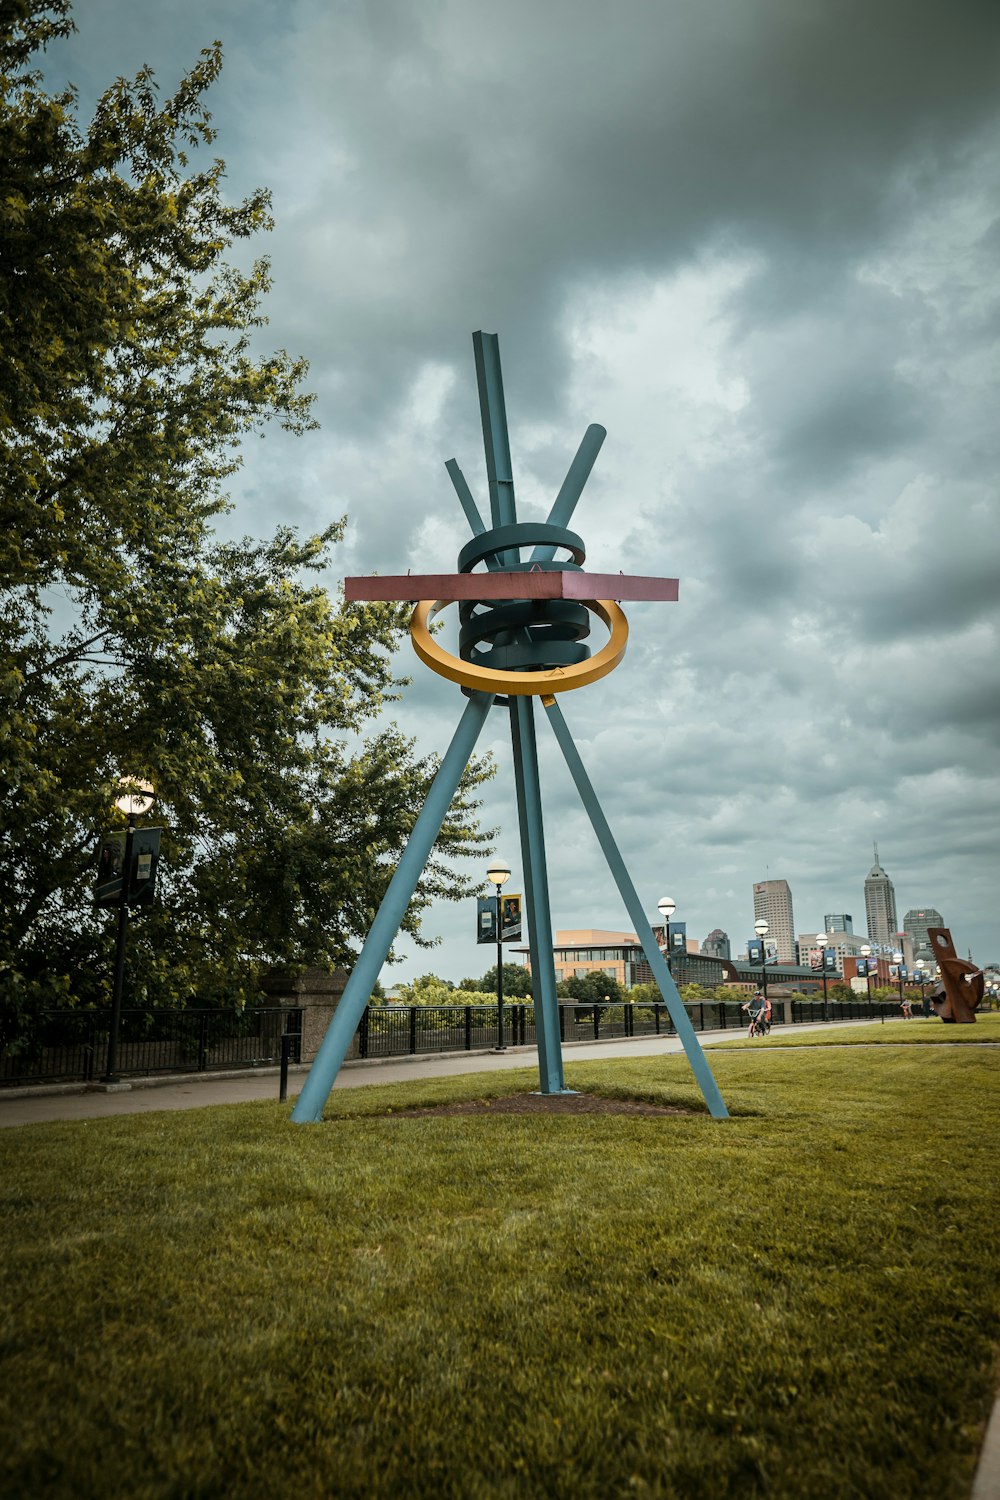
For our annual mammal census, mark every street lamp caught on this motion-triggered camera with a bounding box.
[815,932,830,1004]
[657,896,676,974]
[754,918,769,1000]
[487,858,511,1051]
[859,943,873,1003]
[103,777,155,1084]
[893,949,904,1004]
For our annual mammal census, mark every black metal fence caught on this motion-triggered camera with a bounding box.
[354,996,905,1059]
[2,995,909,1089]
[1,1007,302,1088]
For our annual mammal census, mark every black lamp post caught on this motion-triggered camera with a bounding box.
[815,931,830,1003]
[487,858,511,1051]
[657,896,676,975]
[754,918,769,1000]
[893,949,905,1003]
[102,778,155,1084]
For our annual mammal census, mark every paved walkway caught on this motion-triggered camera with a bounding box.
[0,1021,861,1128]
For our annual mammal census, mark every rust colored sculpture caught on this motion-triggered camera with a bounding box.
[927,927,983,1023]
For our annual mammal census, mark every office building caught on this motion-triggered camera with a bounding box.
[701,928,731,960]
[824,914,853,934]
[864,845,897,944]
[518,930,723,991]
[752,879,796,963]
[903,908,943,963]
[798,931,868,972]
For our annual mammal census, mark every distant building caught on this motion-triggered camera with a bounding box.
[752,879,796,963]
[796,930,874,973]
[517,929,724,992]
[701,928,731,960]
[903,908,943,963]
[824,914,853,934]
[863,845,897,945]
[542,929,638,989]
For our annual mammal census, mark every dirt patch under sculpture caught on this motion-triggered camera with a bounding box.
[378,1092,700,1120]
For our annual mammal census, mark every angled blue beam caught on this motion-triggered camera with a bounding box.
[542,697,729,1119]
[444,458,502,573]
[509,696,568,1093]
[473,331,518,565]
[292,691,495,1122]
[530,424,607,563]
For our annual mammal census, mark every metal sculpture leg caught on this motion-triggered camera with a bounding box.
[509,696,568,1094]
[543,697,729,1119]
[292,691,495,1123]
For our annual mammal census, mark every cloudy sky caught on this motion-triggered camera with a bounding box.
[46,0,1000,980]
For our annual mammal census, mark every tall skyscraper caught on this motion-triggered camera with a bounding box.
[863,844,897,945]
[752,879,795,962]
[904,908,943,961]
[824,914,853,934]
[701,928,731,960]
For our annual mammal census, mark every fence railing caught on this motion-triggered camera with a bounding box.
[354,996,908,1058]
[2,996,913,1089]
[1,1007,302,1088]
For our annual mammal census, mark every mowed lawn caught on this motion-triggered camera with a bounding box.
[1,1036,998,1498]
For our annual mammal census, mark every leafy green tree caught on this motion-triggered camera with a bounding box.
[477,962,534,999]
[627,982,662,1005]
[559,971,623,1005]
[393,974,453,1007]
[394,975,499,1008]
[0,4,492,1042]
[679,983,713,1000]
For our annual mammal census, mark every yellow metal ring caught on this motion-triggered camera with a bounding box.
[409,598,629,696]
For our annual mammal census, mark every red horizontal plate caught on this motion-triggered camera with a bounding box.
[345,572,679,603]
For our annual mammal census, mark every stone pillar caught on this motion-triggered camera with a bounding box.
[259,967,351,1062]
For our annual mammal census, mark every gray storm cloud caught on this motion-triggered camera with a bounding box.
[44,0,1000,974]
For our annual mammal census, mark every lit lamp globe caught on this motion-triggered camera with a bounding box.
[115,779,155,819]
[657,895,676,941]
[487,859,511,889]
[754,919,768,939]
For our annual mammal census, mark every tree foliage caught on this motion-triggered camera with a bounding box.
[557,971,623,1004]
[0,4,492,1038]
[393,974,498,1008]
[475,962,534,999]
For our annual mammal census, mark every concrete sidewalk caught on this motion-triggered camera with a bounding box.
[0,1022,861,1128]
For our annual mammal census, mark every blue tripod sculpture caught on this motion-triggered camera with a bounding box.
[292,332,728,1122]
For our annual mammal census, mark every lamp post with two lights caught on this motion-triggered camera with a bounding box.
[754,918,770,1001]
[102,778,155,1085]
[487,859,511,1051]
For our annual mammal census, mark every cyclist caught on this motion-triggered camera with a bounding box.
[743,991,766,1037]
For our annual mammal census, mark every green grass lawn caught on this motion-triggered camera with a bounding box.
[2,1041,998,1498]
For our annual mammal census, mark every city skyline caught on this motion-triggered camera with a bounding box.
[42,2,1000,986]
